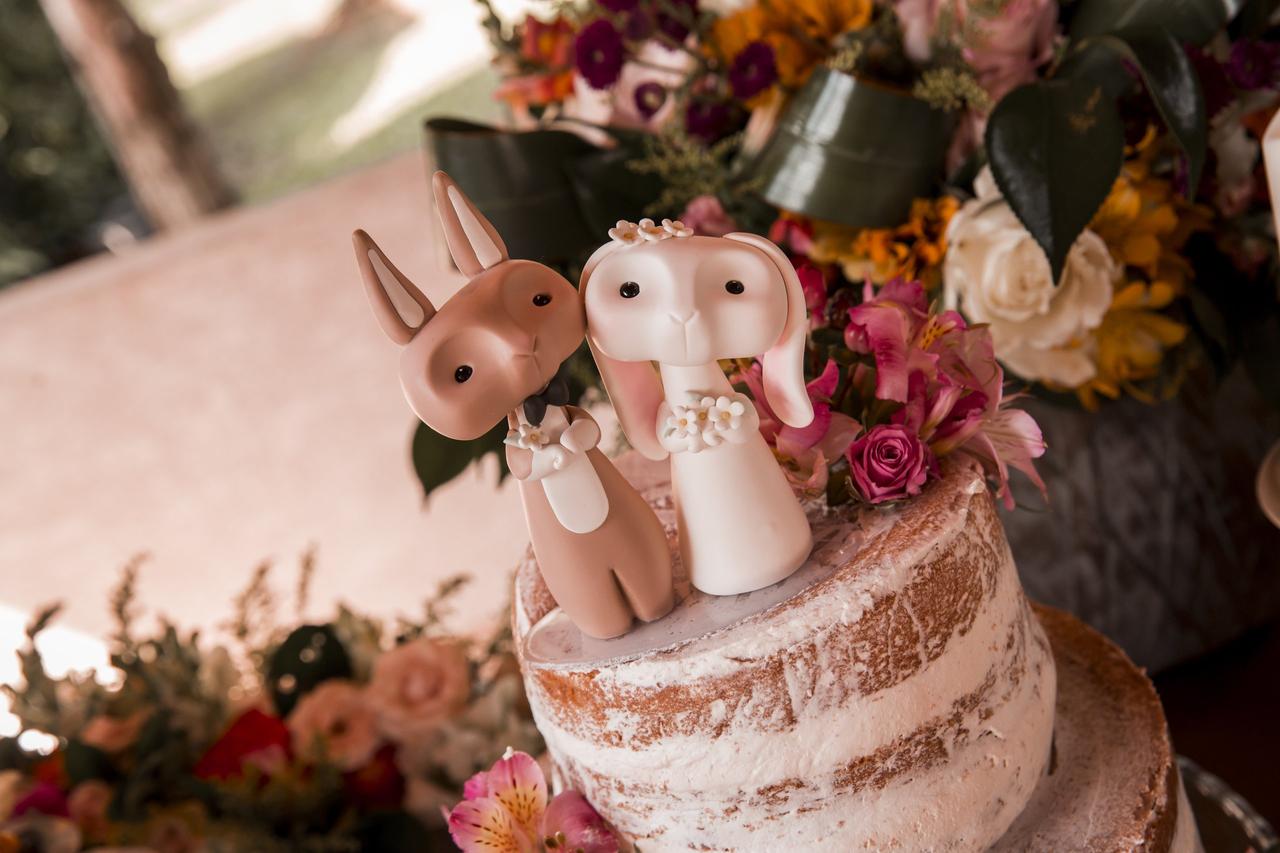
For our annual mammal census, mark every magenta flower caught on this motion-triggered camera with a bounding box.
[742,359,860,495]
[844,279,934,403]
[633,81,669,119]
[449,750,618,853]
[847,423,933,504]
[844,278,1046,508]
[684,98,733,142]
[729,41,777,99]
[797,263,828,328]
[575,19,626,90]
[596,0,638,11]
[1225,39,1280,90]
[656,0,698,43]
[679,195,738,236]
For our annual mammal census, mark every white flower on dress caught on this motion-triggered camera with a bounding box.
[504,423,549,450]
[663,402,707,452]
[708,395,747,433]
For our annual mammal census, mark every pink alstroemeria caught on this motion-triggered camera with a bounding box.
[449,750,617,853]
[846,278,1046,508]
[768,217,815,257]
[797,263,828,329]
[742,359,860,495]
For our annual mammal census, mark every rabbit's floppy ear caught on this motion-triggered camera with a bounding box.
[580,244,668,461]
[725,232,814,428]
[352,230,436,345]
[431,171,508,277]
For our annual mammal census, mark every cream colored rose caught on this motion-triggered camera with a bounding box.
[944,169,1116,387]
[367,638,471,743]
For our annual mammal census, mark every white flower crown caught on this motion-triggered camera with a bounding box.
[607,217,694,246]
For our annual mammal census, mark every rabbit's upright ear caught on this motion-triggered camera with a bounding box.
[353,230,436,345]
[432,171,508,277]
[726,232,814,428]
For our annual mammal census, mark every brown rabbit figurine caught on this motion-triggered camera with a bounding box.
[352,172,673,639]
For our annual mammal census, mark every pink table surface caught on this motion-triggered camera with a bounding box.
[0,151,525,644]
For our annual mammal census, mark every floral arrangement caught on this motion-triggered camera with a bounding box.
[413,0,1278,501]
[0,555,552,852]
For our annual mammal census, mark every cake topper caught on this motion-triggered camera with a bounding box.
[581,224,815,595]
[352,173,673,639]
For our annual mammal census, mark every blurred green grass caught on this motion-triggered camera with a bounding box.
[126,0,504,203]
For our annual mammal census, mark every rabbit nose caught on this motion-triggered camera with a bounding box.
[668,309,698,325]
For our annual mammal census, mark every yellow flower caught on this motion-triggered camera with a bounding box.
[808,195,958,290]
[710,0,874,89]
[1070,128,1212,405]
[1076,283,1189,410]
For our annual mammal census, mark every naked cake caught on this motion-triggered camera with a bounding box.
[513,456,1202,852]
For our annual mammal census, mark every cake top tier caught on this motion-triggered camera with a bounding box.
[517,454,991,671]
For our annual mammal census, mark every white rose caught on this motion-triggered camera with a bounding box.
[944,168,1117,387]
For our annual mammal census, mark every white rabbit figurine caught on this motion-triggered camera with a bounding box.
[581,218,815,595]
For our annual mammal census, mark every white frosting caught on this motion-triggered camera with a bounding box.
[519,465,1058,851]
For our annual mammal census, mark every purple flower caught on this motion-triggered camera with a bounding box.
[1225,39,1280,91]
[575,19,626,90]
[684,98,732,142]
[656,0,698,43]
[1184,45,1235,119]
[846,423,933,504]
[729,41,777,100]
[634,81,669,119]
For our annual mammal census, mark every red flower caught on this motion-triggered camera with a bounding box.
[344,744,405,811]
[194,708,291,781]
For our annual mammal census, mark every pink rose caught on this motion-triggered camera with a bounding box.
[847,423,933,504]
[80,708,151,754]
[286,680,381,771]
[367,639,471,742]
[893,0,1058,101]
[962,0,1059,101]
[679,195,739,237]
[67,780,113,841]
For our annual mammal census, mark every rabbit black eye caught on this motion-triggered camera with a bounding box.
[454,365,473,383]
[532,293,551,306]
[725,280,745,295]
[619,281,640,299]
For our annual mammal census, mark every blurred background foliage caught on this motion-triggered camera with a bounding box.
[0,0,131,288]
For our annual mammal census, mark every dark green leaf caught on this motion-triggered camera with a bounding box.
[1069,0,1248,45]
[64,739,116,785]
[1064,29,1207,195]
[1230,0,1280,38]
[411,419,508,500]
[985,80,1124,281]
[267,625,353,717]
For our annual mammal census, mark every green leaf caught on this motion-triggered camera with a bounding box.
[411,419,508,500]
[64,739,116,785]
[1069,0,1249,45]
[985,79,1124,281]
[1063,29,1207,195]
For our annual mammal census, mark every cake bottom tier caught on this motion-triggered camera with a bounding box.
[993,605,1202,852]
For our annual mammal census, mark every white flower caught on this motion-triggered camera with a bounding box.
[661,218,693,238]
[944,168,1117,387]
[708,395,747,433]
[607,220,642,245]
[637,218,669,242]
[663,402,708,452]
[504,423,548,450]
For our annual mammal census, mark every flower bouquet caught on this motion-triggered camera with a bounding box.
[414,0,1280,668]
[0,555,567,852]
